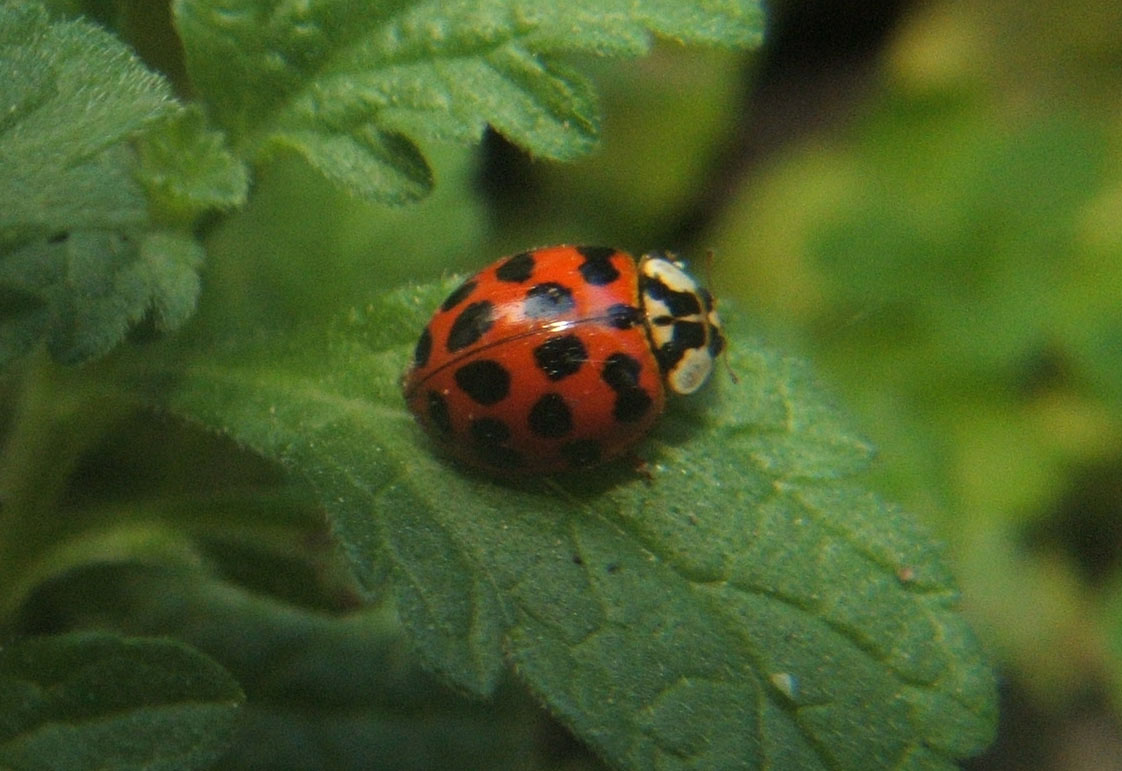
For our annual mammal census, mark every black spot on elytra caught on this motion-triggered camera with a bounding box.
[601,353,642,391]
[523,282,575,319]
[642,274,702,318]
[426,390,452,434]
[562,439,602,468]
[471,416,509,444]
[470,417,523,469]
[495,252,535,283]
[533,335,587,381]
[602,353,652,422]
[528,393,573,438]
[446,301,494,352]
[441,279,477,312]
[613,388,653,423]
[454,359,510,405]
[413,327,432,368]
[577,247,621,286]
[606,303,641,329]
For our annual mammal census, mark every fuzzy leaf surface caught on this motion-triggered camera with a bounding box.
[0,631,243,771]
[173,0,765,202]
[112,276,997,769]
[0,4,235,366]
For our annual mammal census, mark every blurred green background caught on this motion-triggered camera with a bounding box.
[701,1,1122,767]
[61,0,1122,766]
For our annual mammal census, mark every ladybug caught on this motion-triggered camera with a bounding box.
[403,245,724,473]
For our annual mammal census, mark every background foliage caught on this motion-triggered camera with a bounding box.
[2,0,1119,768]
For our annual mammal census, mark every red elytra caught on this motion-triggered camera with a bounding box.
[402,245,723,474]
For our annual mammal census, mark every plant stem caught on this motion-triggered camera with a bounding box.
[0,352,129,625]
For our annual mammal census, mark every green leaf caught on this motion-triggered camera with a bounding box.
[1,521,206,623]
[173,0,765,202]
[0,3,216,366]
[35,568,562,770]
[135,105,250,223]
[109,277,997,769]
[0,230,204,365]
[0,631,243,771]
[0,3,172,245]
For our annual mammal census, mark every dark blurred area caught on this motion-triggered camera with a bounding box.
[480,0,915,248]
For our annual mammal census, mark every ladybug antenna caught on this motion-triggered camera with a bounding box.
[722,341,740,385]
